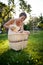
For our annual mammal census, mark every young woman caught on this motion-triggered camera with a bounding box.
[4,12,29,34]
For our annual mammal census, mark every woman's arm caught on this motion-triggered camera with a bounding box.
[4,19,15,29]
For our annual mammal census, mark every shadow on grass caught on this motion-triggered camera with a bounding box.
[0,49,35,65]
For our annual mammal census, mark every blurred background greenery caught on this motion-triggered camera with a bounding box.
[0,0,43,33]
[0,0,43,65]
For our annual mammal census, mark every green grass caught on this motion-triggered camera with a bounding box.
[27,31,43,65]
[0,34,9,54]
[0,31,43,65]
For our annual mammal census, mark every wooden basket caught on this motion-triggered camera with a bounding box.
[8,31,30,51]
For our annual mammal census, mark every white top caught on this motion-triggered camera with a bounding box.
[8,20,20,35]
[8,20,23,35]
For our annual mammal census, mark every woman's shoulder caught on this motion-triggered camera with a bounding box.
[9,18,17,24]
[10,18,15,21]
[9,18,20,24]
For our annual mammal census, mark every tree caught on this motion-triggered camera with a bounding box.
[0,2,14,33]
[38,13,43,29]
[0,2,14,23]
[0,0,31,33]
[19,0,31,13]
[24,15,39,31]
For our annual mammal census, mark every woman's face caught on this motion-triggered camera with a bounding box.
[16,16,26,27]
[20,15,26,21]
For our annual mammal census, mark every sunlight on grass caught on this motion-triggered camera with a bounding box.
[26,31,43,65]
[0,34,9,55]
[0,40,9,54]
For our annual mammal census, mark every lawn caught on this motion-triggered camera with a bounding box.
[0,31,43,65]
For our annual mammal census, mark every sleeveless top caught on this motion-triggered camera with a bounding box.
[8,20,23,35]
[8,21,20,35]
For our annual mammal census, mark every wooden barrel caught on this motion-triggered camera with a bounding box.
[8,31,30,51]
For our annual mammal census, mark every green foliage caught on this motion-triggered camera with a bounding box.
[0,2,13,24]
[38,22,43,29]
[24,23,30,30]
[19,0,31,13]
[0,1,15,33]
[0,1,15,22]
[38,14,43,29]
